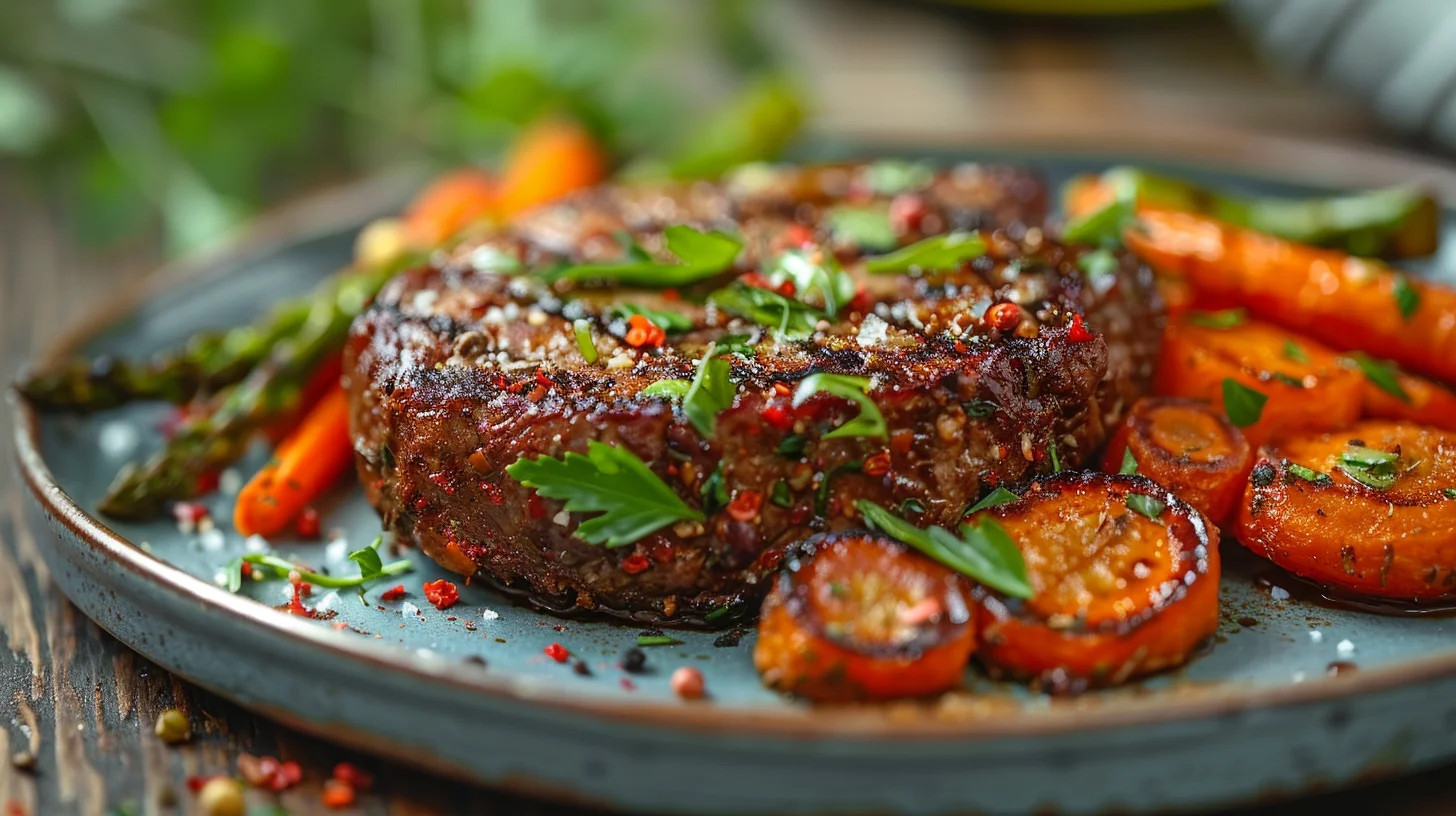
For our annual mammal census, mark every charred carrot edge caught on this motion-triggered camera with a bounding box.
[754,531,977,702]
[1127,208,1456,386]
[1235,421,1456,603]
[1101,397,1253,526]
[494,119,608,219]
[403,168,498,247]
[1358,365,1456,433]
[234,386,355,538]
[973,472,1220,692]
[1154,314,1363,449]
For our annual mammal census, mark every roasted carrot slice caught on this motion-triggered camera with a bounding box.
[1235,421,1456,603]
[234,386,354,538]
[1101,397,1253,526]
[402,168,498,247]
[1127,208,1456,385]
[1155,312,1362,448]
[973,472,1219,691]
[754,531,977,702]
[495,119,607,219]
[1356,361,1456,433]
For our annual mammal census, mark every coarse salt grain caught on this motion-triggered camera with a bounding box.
[199,528,226,552]
[1308,630,1323,643]
[857,313,889,347]
[1270,586,1290,601]
[244,535,269,554]
[1337,639,1355,657]
[219,468,243,496]
[481,609,500,621]
[552,510,571,526]
[325,538,348,563]
[401,601,420,618]
[98,421,140,458]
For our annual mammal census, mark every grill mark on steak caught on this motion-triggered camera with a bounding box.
[345,161,1163,626]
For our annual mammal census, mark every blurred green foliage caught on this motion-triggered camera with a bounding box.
[0,0,798,254]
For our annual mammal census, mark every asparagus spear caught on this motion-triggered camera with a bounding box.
[1065,166,1440,259]
[95,261,404,519]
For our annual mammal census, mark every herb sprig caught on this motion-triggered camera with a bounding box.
[1337,444,1400,490]
[1221,379,1268,428]
[708,281,822,339]
[864,232,986,275]
[792,373,886,439]
[225,537,412,599]
[549,226,742,287]
[683,343,736,437]
[858,500,1032,598]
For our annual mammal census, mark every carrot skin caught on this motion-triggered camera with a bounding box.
[234,386,354,538]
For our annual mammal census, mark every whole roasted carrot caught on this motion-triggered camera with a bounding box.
[234,385,354,538]
[403,168,498,247]
[495,119,607,219]
[1127,208,1456,386]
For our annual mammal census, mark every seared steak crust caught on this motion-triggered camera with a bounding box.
[344,161,1162,625]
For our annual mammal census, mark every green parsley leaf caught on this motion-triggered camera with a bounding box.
[348,536,385,580]
[1283,340,1310,364]
[857,500,1032,599]
[702,464,729,515]
[551,225,742,287]
[864,232,987,275]
[1077,248,1119,286]
[1444,488,1456,500]
[1286,462,1332,485]
[641,379,691,400]
[1120,448,1139,475]
[1221,379,1268,428]
[1188,309,1248,329]
[505,441,705,547]
[715,333,758,356]
[573,319,598,363]
[612,303,694,333]
[1348,353,1411,404]
[1126,493,1166,520]
[963,400,998,418]
[792,373,886,439]
[966,487,1019,515]
[708,281,822,338]
[1394,276,1421,321]
[637,634,683,647]
[777,434,806,457]
[683,344,736,437]
[1048,441,1062,472]
[764,251,858,317]
[235,543,412,592]
[865,159,934,195]
[1062,194,1137,249]
[824,204,897,251]
[1337,444,1400,490]
[770,479,793,508]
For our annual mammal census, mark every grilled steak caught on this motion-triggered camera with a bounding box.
[344,161,1163,625]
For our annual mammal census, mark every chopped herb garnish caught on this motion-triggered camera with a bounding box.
[702,464,729,515]
[815,459,862,516]
[1270,372,1305,388]
[1444,488,1456,500]
[857,500,1032,598]
[612,303,694,333]
[1394,276,1421,321]
[572,319,599,364]
[1077,248,1119,286]
[966,487,1019,515]
[763,250,858,317]
[1126,493,1166,521]
[1221,379,1268,428]
[824,204,897,251]
[1048,441,1062,472]
[792,373,886,439]
[1337,444,1400,490]
[770,479,793,508]
[683,343,736,437]
[1120,448,1139,475]
[705,604,736,622]
[863,232,986,275]
[1062,188,1137,249]
[899,497,926,516]
[777,434,806,457]
[637,634,683,647]
[715,333,757,356]
[963,400,997,418]
[642,379,692,400]
[505,441,705,548]
[550,225,742,287]
[1347,353,1411,404]
[1283,340,1310,364]
[708,281,822,339]
[1286,462,1333,485]
[226,537,412,596]
[1188,309,1248,329]
[865,159,934,195]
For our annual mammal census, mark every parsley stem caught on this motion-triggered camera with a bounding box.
[242,553,412,588]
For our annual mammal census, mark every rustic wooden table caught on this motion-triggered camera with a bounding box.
[4,3,1456,814]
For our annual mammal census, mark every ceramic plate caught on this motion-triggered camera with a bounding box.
[14,133,1456,816]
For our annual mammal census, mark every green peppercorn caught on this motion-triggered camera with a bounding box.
[154,708,190,744]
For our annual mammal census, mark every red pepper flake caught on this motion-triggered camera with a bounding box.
[428,472,455,494]
[753,548,785,573]
[889,429,914,454]
[847,282,872,313]
[322,779,356,809]
[621,553,651,574]
[740,271,771,290]
[185,775,208,793]
[790,505,813,525]
[650,539,676,564]
[985,302,1022,332]
[624,314,666,348]
[535,371,554,389]
[287,578,312,616]
[776,280,796,297]
[240,561,253,580]
[380,584,406,601]
[295,506,321,539]
[760,403,794,430]
[784,222,815,247]
[269,760,303,792]
[954,339,968,354]
[661,288,681,302]
[1067,313,1095,343]
[862,452,892,477]
[172,502,210,527]
[527,491,547,519]
[423,579,459,610]
[544,642,570,663]
[620,677,636,691]
[194,470,220,496]
[413,496,428,512]
[483,482,504,504]
[333,762,373,790]
[889,194,928,233]
[727,489,763,522]
[506,380,526,394]
[773,382,792,397]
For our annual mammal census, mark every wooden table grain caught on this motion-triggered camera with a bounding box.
[4,4,1456,814]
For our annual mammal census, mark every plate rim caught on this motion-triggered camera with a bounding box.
[14,126,1456,742]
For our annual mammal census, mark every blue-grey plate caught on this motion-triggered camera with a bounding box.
[14,131,1456,816]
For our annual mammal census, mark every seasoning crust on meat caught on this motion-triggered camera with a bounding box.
[344,161,1163,625]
